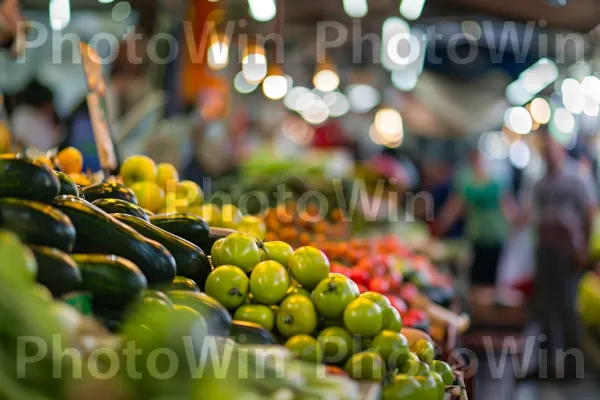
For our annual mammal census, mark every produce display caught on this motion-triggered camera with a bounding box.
[0,151,464,400]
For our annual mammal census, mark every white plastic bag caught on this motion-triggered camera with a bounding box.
[497,228,535,288]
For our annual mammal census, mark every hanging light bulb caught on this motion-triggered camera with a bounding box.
[313,62,340,93]
[399,0,426,21]
[262,65,288,100]
[242,44,267,84]
[343,0,368,18]
[207,33,229,71]
[529,98,551,124]
[49,0,71,31]
[248,0,277,22]
[375,108,403,139]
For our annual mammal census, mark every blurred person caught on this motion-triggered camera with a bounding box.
[10,80,63,153]
[434,146,520,285]
[182,94,250,188]
[417,159,464,238]
[523,130,597,378]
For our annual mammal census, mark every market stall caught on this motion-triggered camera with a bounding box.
[0,145,471,400]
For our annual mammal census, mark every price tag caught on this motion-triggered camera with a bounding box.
[79,43,117,172]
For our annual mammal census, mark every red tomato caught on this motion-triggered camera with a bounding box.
[371,262,387,277]
[402,316,416,327]
[357,284,369,293]
[405,309,428,324]
[386,295,408,314]
[400,283,419,303]
[368,276,391,293]
[331,262,351,277]
[387,270,403,290]
[349,267,371,287]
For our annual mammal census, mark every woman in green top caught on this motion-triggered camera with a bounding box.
[435,148,520,285]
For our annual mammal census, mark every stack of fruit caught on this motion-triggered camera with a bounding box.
[0,150,463,399]
[206,232,455,399]
[118,154,204,214]
[262,202,350,246]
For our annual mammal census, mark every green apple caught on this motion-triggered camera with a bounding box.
[221,204,243,229]
[156,163,179,190]
[120,155,157,187]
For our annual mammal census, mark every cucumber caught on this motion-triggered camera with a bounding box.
[167,290,231,337]
[150,213,210,252]
[52,196,176,284]
[0,154,60,203]
[230,320,275,345]
[93,199,150,222]
[81,180,138,204]
[114,213,211,290]
[29,245,82,297]
[73,254,148,310]
[53,171,79,197]
[0,198,76,252]
[203,227,237,255]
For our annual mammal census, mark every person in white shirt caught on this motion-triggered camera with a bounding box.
[10,80,63,153]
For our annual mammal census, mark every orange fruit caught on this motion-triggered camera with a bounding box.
[330,208,344,223]
[35,156,54,170]
[265,232,278,242]
[69,173,91,187]
[56,147,83,174]
[299,232,312,246]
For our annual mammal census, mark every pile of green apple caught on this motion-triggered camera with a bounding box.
[119,155,204,214]
[206,232,454,400]
[119,156,266,238]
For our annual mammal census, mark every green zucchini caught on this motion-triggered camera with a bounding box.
[167,290,231,337]
[52,196,176,284]
[169,276,201,292]
[114,213,211,290]
[53,171,79,197]
[92,199,150,222]
[230,320,275,345]
[81,181,138,204]
[0,154,60,203]
[141,290,174,308]
[72,254,148,309]
[29,245,82,297]
[0,198,76,252]
[149,213,210,252]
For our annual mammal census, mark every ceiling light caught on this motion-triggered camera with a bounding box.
[262,66,288,100]
[343,0,368,18]
[399,0,426,21]
[504,107,533,134]
[529,98,551,124]
[248,0,276,22]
